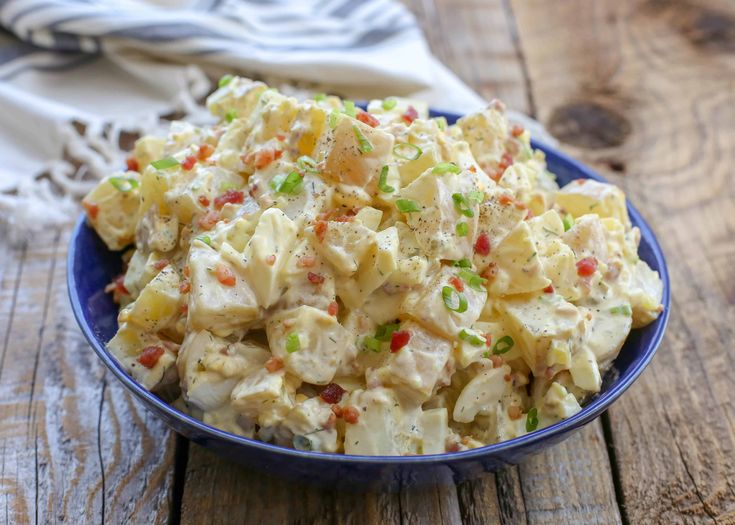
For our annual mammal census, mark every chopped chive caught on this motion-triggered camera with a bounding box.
[375,322,400,342]
[353,125,374,154]
[225,109,238,123]
[196,234,212,246]
[393,142,422,161]
[218,74,234,88]
[457,268,487,291]
[286,332,301,353]
[297,155,319,173]
[363,336,382,353]
[220,182,237,192]
[453,258,472,268]
[468,190,484,203]
[452,193,474,217]
[150,157,179,170]
[293,435,312,450]
[456,222,469,237]
[526,407,539,432]
[108,176,139,192]
[396,198,422,213]
[314,93,327,102]
[270,171,303,194]
[433,116,447,131]
[442,286,468,313]
[562,214,575,232]
[342,100,356,117]
[329,109,340,129]
[610,304,632,316]
[492,335,514,355]
[432,162,461,175]
[378,165,395,193]
[382,97,397,110]
[459,328,485,347]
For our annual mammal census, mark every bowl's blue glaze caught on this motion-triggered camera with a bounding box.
[67,110,670,489]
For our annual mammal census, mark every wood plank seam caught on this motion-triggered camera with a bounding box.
[0,242,27,385]
[500,0,537,117]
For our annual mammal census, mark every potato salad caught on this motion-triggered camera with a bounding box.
[82,76,664,455]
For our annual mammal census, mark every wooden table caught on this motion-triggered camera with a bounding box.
[2,1,734,523]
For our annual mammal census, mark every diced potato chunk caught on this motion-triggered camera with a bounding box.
[457,106,509,168]
[125,266,181,332]
[310,220,377,276]
[556,179,630,227]
[282,397,338,453]
[82,172,141,250]
[230,368,295,428]
[419,408,449,454]
[107,323,178,390]
[453,364,511,423]
[488,222,551,296]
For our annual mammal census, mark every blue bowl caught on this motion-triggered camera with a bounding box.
[67,110,670,489]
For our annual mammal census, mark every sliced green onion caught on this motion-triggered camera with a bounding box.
[468,190,484,203]
[286,332,301,353]
[492,335,514,355]
[562,214,575,232]
[442,286,468,313]
[452,193,474,217]
[220,182,237,192]
[150,157,179,170]
[458,268,487,291]
[297,155,319,173]
[432,162,461,175]
[363,336,382,353]
[610,304,632,316]
[218,74,234,88]
[393,142,422,161]
[456,222,469,237]
[396,199,422,213]
[382,97,397,110]
[314,93,327,102]
[329,109,341,129]
[270,171,303,195]
[459,328,485,347]
[353,125,374,154]
[453,258,472,268]
[526,407,539,432]
[375,322,400,342]
[108,176,139,192]
[433,116,447,131]
[225,109,237,123]
[342,100,356,117]
[378,165,395,193]
[196,234,212,246]
[293,435,312,450]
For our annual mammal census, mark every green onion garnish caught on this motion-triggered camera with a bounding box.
[452,193,474,217]
[468,190,484,203]
[492,335,514,355]
[382,98,397,110]
[363,336,382,353]
[270,171,303,195]
[108,176,139,192]
[526,407,539,432]
[314,93,326,102]
[453,258,472,268]
[393,142,422,161]
[459,328,485,347]
[432,162,461,175]
[286,332,301,353]
[396,199,422,213]
[329,109,340,129]
[150,157,179,170]
[610,304,632,316]
[378,165,395,193]
[342,100,356,117]
[293,435,312,451]
[297,155,319,173]
[456,222,469,237]
[562,214,575,232]
[225,109,237,123]
[220,182,237,192]
[458,268,487,291]
[353,125,374,154]
[433,116,447,131]
[375,322,400,342]
[218,74,234,88]
[196,234,212,246]
[442,286,468,313]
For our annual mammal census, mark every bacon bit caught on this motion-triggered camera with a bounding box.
[498,194,514,206]
[198,195,210,207]
[401,105,418,125]
[499,152,514,170]
[183,265,190,278]
[126,157,139,172]
[575,179,586,185]
[104,274,128,299]
[152,259,169,270]
[265,357,284,373]
[525,209,534,220]
[514,200,527,210]
[510,124,525,138]
[198,143,215,161]
[314,220,328,242]
[282,319,295,330]
[320,383,346,404]
[138,346,165,369]
[480,264,498,280]
[390,330,411,352]
[484,334,493,347]
[248,184,259,198]
[82,201,99,220]
[275,133,286,142]
[342,406,360,424]
[503,374,512,382]
[215,263,236,286]
[250,148,283,170]
[179,281,191,294]
[327,301,339,316]
[474,232,491,256]
[331,404,344,417]
[576,257,598,277]
[508,405,523,420]
[356,110,379,128]
[543,284,554,294]
[333,215,355,223]
[197,210,220,230]
[296,256,317,268]
[490,99,506,112]
[180,304,188,314]
[449,276,464,292]
[489,355,503,368]
[446,441,461,453]
[265,254,276,266]
[307,271,325,284]
[214,189,244,210]
[181,155,197,171]
[469,165,477,173]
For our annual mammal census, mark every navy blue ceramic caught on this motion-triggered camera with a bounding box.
[68,109,670,489]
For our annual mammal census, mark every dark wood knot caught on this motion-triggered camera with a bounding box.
[547,102,631,150]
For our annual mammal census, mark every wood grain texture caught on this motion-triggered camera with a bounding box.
[511,0,735,523]
[0,228,176,524]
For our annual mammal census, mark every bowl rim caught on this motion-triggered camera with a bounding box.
[67,115,671,466]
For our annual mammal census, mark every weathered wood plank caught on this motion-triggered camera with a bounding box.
[0,227,176,524]
[511,0,735,522]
